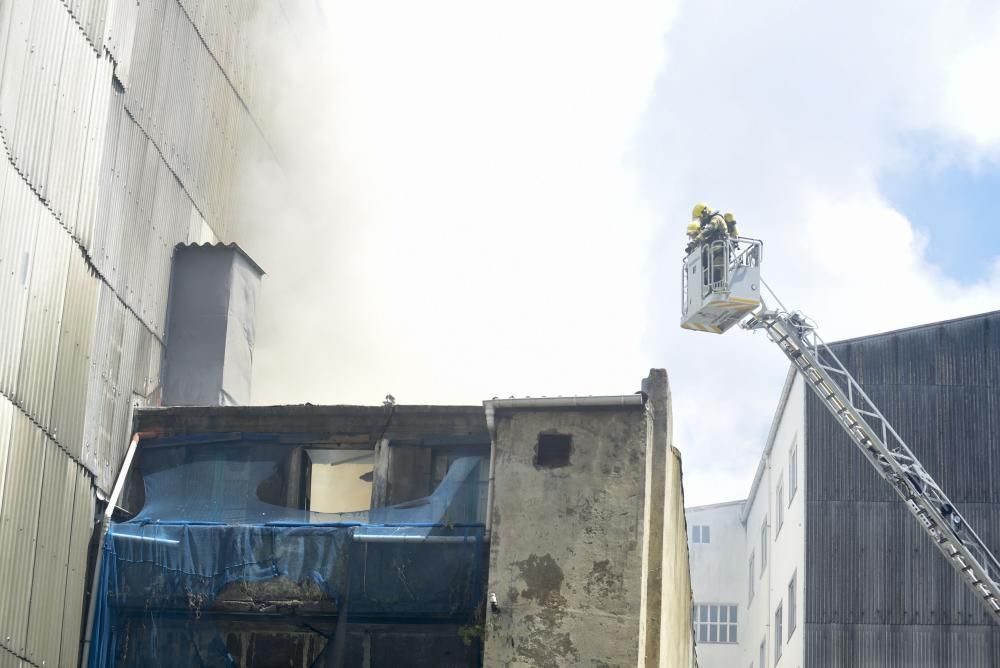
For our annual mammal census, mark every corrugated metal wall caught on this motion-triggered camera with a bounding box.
[805,312,1000,666]
[0,0,274,664]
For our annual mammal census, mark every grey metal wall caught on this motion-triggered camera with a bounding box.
[805,311,1000,667]
[0,0,278,665]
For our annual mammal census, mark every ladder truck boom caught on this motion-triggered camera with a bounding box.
[681,229,1000,621]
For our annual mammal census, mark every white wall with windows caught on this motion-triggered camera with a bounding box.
[687,367,807,668]
[686,500,746,668]
[740,370,806,668]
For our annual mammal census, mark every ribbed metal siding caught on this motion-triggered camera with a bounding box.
[0,156,39,401]
[24,438,78,667]
[0,0,112,247]
[82,281,158,490]
[60,471,95,668]
[0,410,46,659]
[62,0,109,54]
[89,94,192,340]
[105,0,139,88]
[805,312,1000,666]
[15,212,72,433]
[123,0,268,241]
[50,250,100,458]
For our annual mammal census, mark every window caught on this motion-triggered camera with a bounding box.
[789,438,798,501]
[692,604,738,644]
[748,554,755,604]
[760,518,768,574]
[774,603,783,663]
[788,573,797,639]
[776,481,784,534]
[759,638,766,668]
[536,433,572,468]
[692,525,711,544]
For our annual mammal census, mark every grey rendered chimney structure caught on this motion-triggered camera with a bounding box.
[162,243,265,406]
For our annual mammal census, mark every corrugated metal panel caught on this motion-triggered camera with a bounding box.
[0,397,13,516]
[50,250,100,458]
[0,0,113,249]
[15,211,72,432]
[24,438,77,667]
[105,0,139,89]
[805,624,1000,667]
[88,99,191,339]
[60,471,95,668]
[805,311,1000,664]
[0,155,39,400]
[62,0,110,53]
[0,645,22,668]
[122,0,269,242]
[0,410,46,658]
[81,281,124,485]
[177,0,269,118]
[81,280,154,489]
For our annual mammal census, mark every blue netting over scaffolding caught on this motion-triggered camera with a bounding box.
[88,437,486,667]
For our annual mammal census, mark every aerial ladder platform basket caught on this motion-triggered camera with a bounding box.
[680,216,1000,622]
[681,237,763,334]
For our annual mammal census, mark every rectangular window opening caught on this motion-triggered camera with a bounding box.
[536,433,572,468]
[692,603,738,645]
[774,603,783,663]
[788,572,797,639]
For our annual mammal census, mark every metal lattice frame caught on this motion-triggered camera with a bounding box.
[742,307,1000,620]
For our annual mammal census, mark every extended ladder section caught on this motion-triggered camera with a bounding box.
[742,308,1000,621]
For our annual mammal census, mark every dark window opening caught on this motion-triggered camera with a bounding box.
[536,433,572,468]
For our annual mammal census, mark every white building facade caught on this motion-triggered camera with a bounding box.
[687,369,805,668]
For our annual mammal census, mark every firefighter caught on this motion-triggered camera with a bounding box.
[724,212,738,237]
[685,222,701,254]
[690,202,729,286]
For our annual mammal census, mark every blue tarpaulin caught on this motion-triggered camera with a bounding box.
[88,438,486,666]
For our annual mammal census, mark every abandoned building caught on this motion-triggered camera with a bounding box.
[687,311,1000,668]
[84,370,697,666]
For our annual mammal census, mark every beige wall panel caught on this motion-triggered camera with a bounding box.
[16,213,72,430]
[0,411,46,657]
[25,440,78,667]
[0,157,39,399]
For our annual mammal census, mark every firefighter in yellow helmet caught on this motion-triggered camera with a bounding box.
[685,222,701,254]
[689,202,730,286]
[691,203,728,246]
[724,212,738,238]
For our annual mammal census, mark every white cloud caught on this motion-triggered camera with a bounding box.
[639,0,1000,505]
[241,1,1000,507]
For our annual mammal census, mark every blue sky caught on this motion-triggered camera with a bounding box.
[880,153,1000,282]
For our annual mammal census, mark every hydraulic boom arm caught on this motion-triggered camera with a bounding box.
[742,303,1000,621]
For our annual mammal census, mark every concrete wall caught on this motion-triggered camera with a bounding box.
[662,447,698,668]
[483,373,695,667]
[484,405,651,666]
[686,500,746,668]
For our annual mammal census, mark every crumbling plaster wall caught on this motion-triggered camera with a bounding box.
[483,406,650,667]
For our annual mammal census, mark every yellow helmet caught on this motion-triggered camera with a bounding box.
[691,202,710,219]
[724,212,736,223]
[686,222,700,237]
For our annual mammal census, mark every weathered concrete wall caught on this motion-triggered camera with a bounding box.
[483,402,655,667]
[662,447,698,668]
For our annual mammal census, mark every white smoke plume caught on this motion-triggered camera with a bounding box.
[239,1,1000,505]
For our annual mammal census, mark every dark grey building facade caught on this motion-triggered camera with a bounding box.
[806,311,1000,666]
